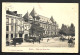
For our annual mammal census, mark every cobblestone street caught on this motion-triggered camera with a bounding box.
[8,37,73,47]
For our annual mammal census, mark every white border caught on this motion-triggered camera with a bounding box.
[2,2,79,53]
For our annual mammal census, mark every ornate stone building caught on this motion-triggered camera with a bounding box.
[6,8,58,41]
[23,8,58,37]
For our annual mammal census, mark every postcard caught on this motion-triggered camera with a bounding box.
[2,2,79,53]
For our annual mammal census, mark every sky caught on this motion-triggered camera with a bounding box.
[4,3,79,28]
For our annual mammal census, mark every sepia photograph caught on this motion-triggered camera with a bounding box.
[2,2,79,53]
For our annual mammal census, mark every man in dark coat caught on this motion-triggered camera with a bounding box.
[68,37,73,47]
[13,38,16,46]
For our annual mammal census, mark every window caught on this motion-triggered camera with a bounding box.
[11,34,13,39]
[6,34,8,40]
[6,18,9,23]
[11,26,13,31]
[6,34,8,38]
[19,34,22,37]
[6,26,9,31]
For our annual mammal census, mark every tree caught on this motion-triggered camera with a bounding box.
[59,23,75,37]
[29,22,45,37]
[59,24,68,36]
[69,23,75,37]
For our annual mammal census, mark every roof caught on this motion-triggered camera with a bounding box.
[50,16,55,23]
[38,15,52,23]
[23,11,33,21]
[23,8,58,25]
[30,8,38,17]
[6,10,22,17]
[23,11,29,19]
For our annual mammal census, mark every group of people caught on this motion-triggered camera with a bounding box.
[68,37,75,47]
[60,35,75,47]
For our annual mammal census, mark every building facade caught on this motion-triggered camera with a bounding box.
[6,10,32,42]
[23,8,58,37]
[23,22,31,40]
[6,8,58,42]
[6,10,24,41]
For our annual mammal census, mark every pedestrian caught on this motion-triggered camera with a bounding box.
[71,37,75,47]
[13,38,16,46]
[68,37,73,47]
[39,37,41,44]
[39,40,40,44]
[6,40,9,46]
[60,35,63,41]
[33,41,34,44]
[33,37,35,44]
[47,38,49,42]
[33,39,34,44]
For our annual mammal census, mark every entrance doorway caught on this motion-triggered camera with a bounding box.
[24,34,28,40]
[25,34,28,38]
[19,34,22,38]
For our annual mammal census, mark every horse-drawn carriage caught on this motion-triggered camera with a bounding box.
[24,36,41,43]
[6,38,23,46]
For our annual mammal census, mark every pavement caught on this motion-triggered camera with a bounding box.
[8,37,72,47]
